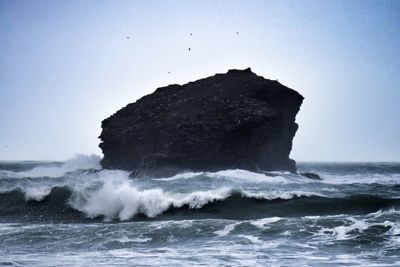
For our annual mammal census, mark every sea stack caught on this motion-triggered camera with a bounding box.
[99,68,303,177]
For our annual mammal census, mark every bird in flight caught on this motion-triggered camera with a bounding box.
[188,47,191,51]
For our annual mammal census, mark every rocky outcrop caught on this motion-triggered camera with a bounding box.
[99,68,303,177]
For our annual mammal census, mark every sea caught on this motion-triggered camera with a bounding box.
[0,155,399,266]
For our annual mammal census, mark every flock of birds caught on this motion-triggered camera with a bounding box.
[125,32,240,74]
[126,32,239,52]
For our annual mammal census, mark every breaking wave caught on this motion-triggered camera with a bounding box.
[1,157,399,222]
[1,184,399,222]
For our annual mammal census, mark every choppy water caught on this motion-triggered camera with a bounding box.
[0,155,399,266]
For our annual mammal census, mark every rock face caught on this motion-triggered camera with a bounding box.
[99,68,303,177]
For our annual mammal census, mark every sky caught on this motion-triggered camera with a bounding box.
[0,0,399,162]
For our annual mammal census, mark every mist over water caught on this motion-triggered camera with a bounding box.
[0,155,399,266]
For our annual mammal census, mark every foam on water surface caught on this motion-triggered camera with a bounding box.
[0,159,400,266]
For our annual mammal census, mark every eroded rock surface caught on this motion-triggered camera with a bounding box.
[99,68,303,177]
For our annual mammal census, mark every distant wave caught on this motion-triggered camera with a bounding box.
[0,154,101,179]
[320,173,400,185]
[156,169,296,184]
[153,169,400,186]
[2,156,400,186]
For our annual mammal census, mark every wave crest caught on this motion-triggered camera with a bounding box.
[69,181,232,221]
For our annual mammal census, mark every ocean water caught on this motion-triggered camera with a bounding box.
[0,155,399,266]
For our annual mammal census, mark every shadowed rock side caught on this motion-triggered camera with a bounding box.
[99,68,304,177]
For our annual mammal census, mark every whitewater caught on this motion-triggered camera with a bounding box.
[1,155,399,266]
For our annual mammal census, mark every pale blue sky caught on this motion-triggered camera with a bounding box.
[0,0,399,161]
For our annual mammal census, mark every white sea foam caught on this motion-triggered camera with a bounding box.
[69,178,232,221]
[156,172,204,181]
[7,155,101,178]
[367,208,400,217]
[5,168,332,220]
[67,181,327,221]
[155,169,295,183]
[115,235,151,243]
[3,169,129,203]
[332,218,370,240]
[207,169,292,183]
[250,217,282,229]
[318,216,398,241]
[157,169,400,186]
[321,173,400,185]
[1,160,400,266]
[174,220,193,229]
[2,159,398,222]
[241,190,324,200]
[214,222,241,236]
[22,185,52,201]
[237,234,264,244]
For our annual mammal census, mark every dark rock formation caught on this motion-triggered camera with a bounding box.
[99,68,303,177]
